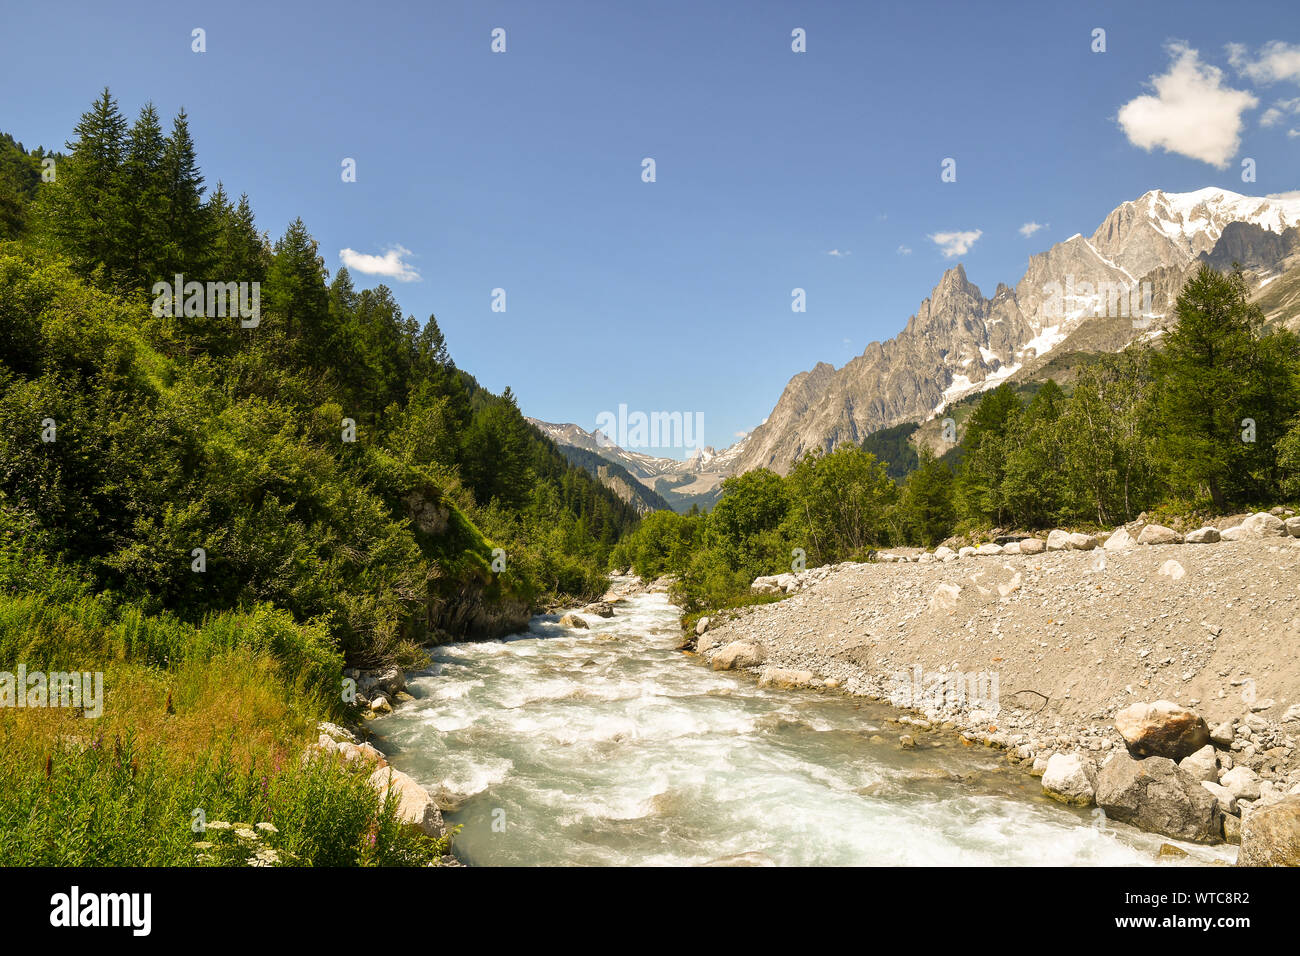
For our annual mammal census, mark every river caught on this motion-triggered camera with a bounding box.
[372,585,1233,866]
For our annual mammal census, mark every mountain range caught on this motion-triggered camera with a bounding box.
[534,187,1300,509]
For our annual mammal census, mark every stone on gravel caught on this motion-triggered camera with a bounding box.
[1158,559,1186,581]
[1019,537,1045,554]
[1138,524,1183,545]
[711,640,766,671]
[1046,530,1071,551]
[1114,700,1209,760]
[1185,526,1220,543]
[758,667,818,689]
[1104,527,1136,550]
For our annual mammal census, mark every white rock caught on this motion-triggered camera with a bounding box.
[1067,532,1098,550]
[1103,527,1135,550]
[1019,537,1045,554]
[1178,744,1218,782]
[368,767,445,836]
[1243,512,1287,537]
[974,543,1003,556]
[929,582,962,612]
[1041,753,1098,806]
[1285,516,1300,537]
[1201,780,1239,815]
[1185,526,1220,543]
[933,545,957,561]
[958,546,976,558]
[1137,524,1183,545]
[1220,765,1262,801]
[1002,541,1021,554]
[1158,559,1185,581]
[1046,530,1071,551]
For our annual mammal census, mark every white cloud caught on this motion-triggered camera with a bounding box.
[1260,97,1300,127]
[826,249,850,257]
[928,230,982,258]
[734,430,749,438]
[338,245,421,282]
[1117,43,1258,168]
[1019,221,1046,237]
[896,244,912,255]
[1228,40,1300,85]
[1290,129,1300,138]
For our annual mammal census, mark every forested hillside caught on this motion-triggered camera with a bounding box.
[0,89,640,669]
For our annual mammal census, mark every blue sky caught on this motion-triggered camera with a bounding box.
[3,0,1299,456]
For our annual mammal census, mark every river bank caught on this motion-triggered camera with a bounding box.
[686,531,1300,859]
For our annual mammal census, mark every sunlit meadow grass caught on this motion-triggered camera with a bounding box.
[0,572,448,866]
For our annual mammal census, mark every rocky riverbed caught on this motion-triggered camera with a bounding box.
[691,515,1300,863]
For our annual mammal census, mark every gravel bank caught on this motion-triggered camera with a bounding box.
[695,537,1300,791]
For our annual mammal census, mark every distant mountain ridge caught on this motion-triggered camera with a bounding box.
[727,187,1300,476]
[526,418,748,512]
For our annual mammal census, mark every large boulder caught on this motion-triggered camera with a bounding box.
[1285,516,1300,538]
[1243,512,1288,537]
[1019,537,1045,554]
[1137,524,1183,545]
[974,543,1003,556]
[933,545,957,561]
[1237,795,1300,866]
[1114,700,1210,760]
[368,768,445,837]
[1104,527,1136,550]
[1095,753,1222,843]
[1067,532,1098,550]
[1046,530,1072,551]
[1224,513,1288,540]
[1185,526,1221,544]
[1041,753,1098,806]
[711,641,767,671]
[558,612,589,629]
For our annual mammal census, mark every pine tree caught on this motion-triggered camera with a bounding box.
[1154,265,1298,508]
[43,88,129,283]
[159,109,211,277]
[264,217,329,353]
[122,103,168,288]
